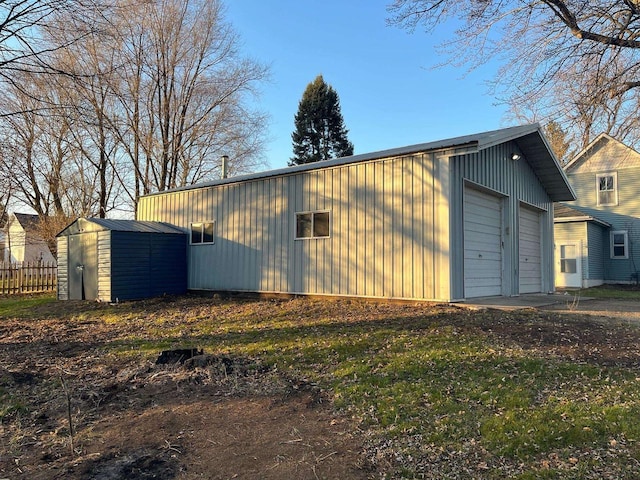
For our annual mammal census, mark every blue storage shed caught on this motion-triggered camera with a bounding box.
[57,218,187,301]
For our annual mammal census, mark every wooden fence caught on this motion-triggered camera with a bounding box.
[0,262,57,295]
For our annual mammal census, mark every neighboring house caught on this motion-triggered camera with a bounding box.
[0,213,6,262]
[4,213,57,264]
[554,134,640,288]
[0,231,5,263]
[134,124,574,302]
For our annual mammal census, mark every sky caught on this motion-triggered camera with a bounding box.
[224,0,512,171]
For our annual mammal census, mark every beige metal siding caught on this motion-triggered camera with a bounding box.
[56,236,68,300]
[137,152,447,300]
[97,231,111,302]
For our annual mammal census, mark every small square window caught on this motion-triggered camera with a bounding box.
[191,221,215,244]
[295,211,330,239]
[610,231,628,259]
[296,213,312,239]
[313,212,330,237]
[596,173,617,206]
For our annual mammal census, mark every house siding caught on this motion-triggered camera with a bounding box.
[587,222,606,282]
[565,164,640,283]
[6,215,56,264]
[138,152,449,300]
[449,141,554,298]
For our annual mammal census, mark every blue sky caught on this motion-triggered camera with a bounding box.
[225,0,512,170]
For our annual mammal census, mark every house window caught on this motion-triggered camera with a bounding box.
[596,173,617,206]
[610,231,628,259]
[191,221,215,244]
[560,244,577,273]
[296,211,330,239]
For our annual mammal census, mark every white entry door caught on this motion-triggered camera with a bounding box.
[555,241,582,288]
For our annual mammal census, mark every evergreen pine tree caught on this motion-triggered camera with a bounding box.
[290,75,354,166]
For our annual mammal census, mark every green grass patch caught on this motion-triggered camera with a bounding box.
[579,285,640,299]
[0,387,28,420]
[0,293,56,318]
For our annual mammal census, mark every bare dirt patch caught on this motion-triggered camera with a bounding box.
[1,353,367,480]
[0,295,371,480]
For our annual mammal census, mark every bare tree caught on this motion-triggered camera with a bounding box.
[108,0,268,201]
[388,0,640,149]
[0,0,269,222]
[0,1,111,95]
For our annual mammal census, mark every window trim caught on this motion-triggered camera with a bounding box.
[610,230,628,259]
[190,221,216,245]
[295,210,330,240]
[596,172,618,206]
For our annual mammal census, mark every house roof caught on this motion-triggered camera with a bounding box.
[553,203,610,227]
[141,124,575,202]
[57,218,186,237]
[11,213,41,231]
[564,133,640,173]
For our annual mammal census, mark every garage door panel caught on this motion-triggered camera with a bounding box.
[464,258,502,272]
[464,223,501,237]
[519,206,542,294]
[464,187,503,298]
[464,251,502,262]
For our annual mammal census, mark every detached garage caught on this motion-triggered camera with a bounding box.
[57,218,187,302]
[136,124,575,301]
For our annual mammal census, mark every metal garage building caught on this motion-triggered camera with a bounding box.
[57,218,187,301]
[136,124,575,302]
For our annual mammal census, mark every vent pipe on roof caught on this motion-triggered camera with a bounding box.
[221,155,229,179]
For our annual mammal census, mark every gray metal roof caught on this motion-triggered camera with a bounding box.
[141,123,575,202]
[57,218,186,237]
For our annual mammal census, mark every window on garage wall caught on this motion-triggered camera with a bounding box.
[295,211,330,239]
[191,221,215,244]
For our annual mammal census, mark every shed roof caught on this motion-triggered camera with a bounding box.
[141,123,575,202]
[57,218,186,237]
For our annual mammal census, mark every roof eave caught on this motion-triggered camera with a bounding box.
[554,216,611,228]
[515,130,576,202]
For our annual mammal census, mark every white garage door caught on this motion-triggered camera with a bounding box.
[464,187,503,298]
[519,206,542,293]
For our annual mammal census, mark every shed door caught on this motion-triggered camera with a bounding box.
[519,206,543,293]
[464,187,503,298]
[68,233,98,300]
